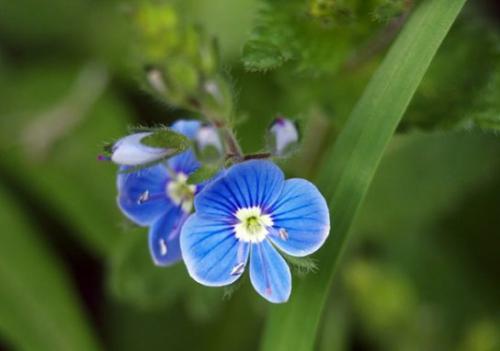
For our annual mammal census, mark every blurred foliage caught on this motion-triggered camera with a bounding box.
[404,8,500,132]
[0,64,130,256]
[0,0,499,350]
[0,184,102,351]
[242,0,410,73]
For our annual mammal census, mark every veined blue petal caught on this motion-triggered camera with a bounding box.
[194,160,285,218]
[269,179,330,257]
[171,119,201,139]
[180,213,249,286]
[168,120,201,175]
[117,163,172,226]
[148,206,186,266]
[250,239,291,303]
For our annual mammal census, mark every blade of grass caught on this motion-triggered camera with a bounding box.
[260,0,467,350]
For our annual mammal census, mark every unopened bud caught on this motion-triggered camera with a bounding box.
[110,132,173,166]
[267,117,300,157]
[145,66,167,94]
[194,125,225,164]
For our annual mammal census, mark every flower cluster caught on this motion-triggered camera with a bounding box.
[108,118,330,303]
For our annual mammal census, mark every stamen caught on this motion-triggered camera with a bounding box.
[230,262,245,276]
[137,190,150,204]
[166,173,196,213]
[234,206,274,243]
[278,228,289,241]
[159,239,168,256]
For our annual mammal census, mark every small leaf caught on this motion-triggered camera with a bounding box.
[140,128,191,151]
[242,40,286,72]
[188,165,220,184]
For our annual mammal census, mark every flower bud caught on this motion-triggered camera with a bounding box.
[194,125,225,164]
[111,132,173,166]
[267,117,300,157]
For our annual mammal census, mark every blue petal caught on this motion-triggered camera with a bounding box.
[180,213,249,286]
[117,163,172,226]
[168,120,201,175]
[194,160,285,218]
[171,119,201,139]
[148,206,186,266]
[250,239,291,303]
[269,179,330,257]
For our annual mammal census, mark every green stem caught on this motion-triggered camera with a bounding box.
[221,127,244,162]
[260,0,467,350]
[244,152,272,160]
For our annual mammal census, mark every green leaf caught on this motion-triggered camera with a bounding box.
[140,128,192,152]
[242,40,287,72]
[0,184,102,351]
[242,0,406,74]
[109,229,224,318]
[260,1,467,350]
[109,231,191,310]
[403,8,500,133]
[188,164,220,184]
[462,65,500,133]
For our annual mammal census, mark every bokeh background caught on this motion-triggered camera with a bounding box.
[0,0,499,350]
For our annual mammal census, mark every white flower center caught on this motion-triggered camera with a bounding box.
[166,173,196,213]
[234,206,273,243]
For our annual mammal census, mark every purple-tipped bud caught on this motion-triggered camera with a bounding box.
[194,124,225,164]
[267,117,300,157]
[110,132,172,166]
[97,155,111,161]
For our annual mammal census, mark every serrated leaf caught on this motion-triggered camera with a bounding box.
[188,164,220,184]
[404,11,500,133]
[242,40,287,72]
[0,184,102,351]
[242,0,407,74]
[140,128,192,151]
[463,64,500,133]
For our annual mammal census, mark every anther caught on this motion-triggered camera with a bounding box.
[278,228,289,241]
[230,262,245,276]
[159,239,168,256]
[137,190,150,204]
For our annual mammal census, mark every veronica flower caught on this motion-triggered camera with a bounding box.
[180,160,330,303]
[117,120,203,266]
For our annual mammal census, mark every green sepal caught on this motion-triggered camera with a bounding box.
[282,254,318,277]
[140,128,191,151]
[188,164,220,184]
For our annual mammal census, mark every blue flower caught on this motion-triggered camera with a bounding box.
[180,160,330,303]
[117,120,203,266]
